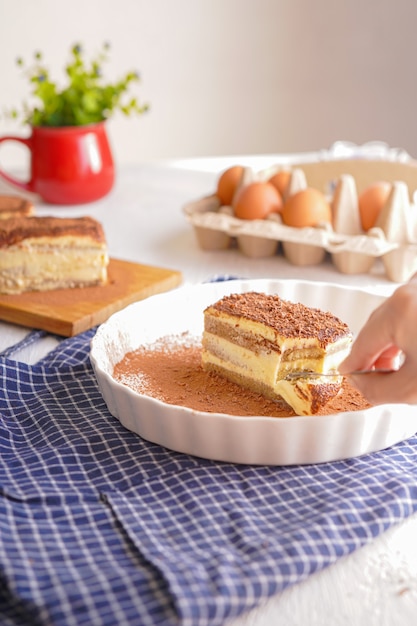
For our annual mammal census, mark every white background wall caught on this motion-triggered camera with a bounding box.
[1,0,417,169]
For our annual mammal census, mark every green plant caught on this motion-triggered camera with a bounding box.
[9,42,149,127]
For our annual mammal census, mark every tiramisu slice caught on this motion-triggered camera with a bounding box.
[0,216,108,294]
[0,195,34,219]
[202,292,352,415]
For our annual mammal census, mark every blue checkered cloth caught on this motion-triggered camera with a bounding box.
[1,328,417,626]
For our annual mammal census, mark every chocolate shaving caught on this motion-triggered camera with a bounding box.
[205,292,351,346]
[0,216,106,247]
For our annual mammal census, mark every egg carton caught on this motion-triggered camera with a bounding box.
[183,157,417,283]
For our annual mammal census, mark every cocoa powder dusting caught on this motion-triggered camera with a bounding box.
[0,216,106,248]
[206,292,351,346]
[113,333,371,417]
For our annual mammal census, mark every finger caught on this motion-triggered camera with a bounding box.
[340,298,400,373]
[348,361,417,405]
[374,347,403,370]
[340,342,396,374]
[340,323,392,374]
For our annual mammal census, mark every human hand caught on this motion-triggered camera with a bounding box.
[339,277,417,405]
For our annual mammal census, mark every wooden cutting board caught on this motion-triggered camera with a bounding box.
[0,258,182,336]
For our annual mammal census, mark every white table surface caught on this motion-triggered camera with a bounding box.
[1,154,416,625]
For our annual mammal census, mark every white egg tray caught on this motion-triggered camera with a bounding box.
[183,157,417,283]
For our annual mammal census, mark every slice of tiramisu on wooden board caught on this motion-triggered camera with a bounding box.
[0,258,182,336]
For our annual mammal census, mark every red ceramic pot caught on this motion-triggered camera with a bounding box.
[0,122,115,205]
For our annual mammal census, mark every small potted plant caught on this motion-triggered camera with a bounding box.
[0,43,149,204]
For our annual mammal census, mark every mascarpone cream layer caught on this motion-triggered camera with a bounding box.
[274,378,342,416]
[204,305,351,348]
[202,332,351,383]
[0,243,108,294]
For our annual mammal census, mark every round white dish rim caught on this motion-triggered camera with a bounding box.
[90,278,417,465]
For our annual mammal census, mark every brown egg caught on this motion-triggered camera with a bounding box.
[216,165,245,205]
[269,170,291,197]
[233,181,283,220]
[282,188,331,227]
[358,181,391,231]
